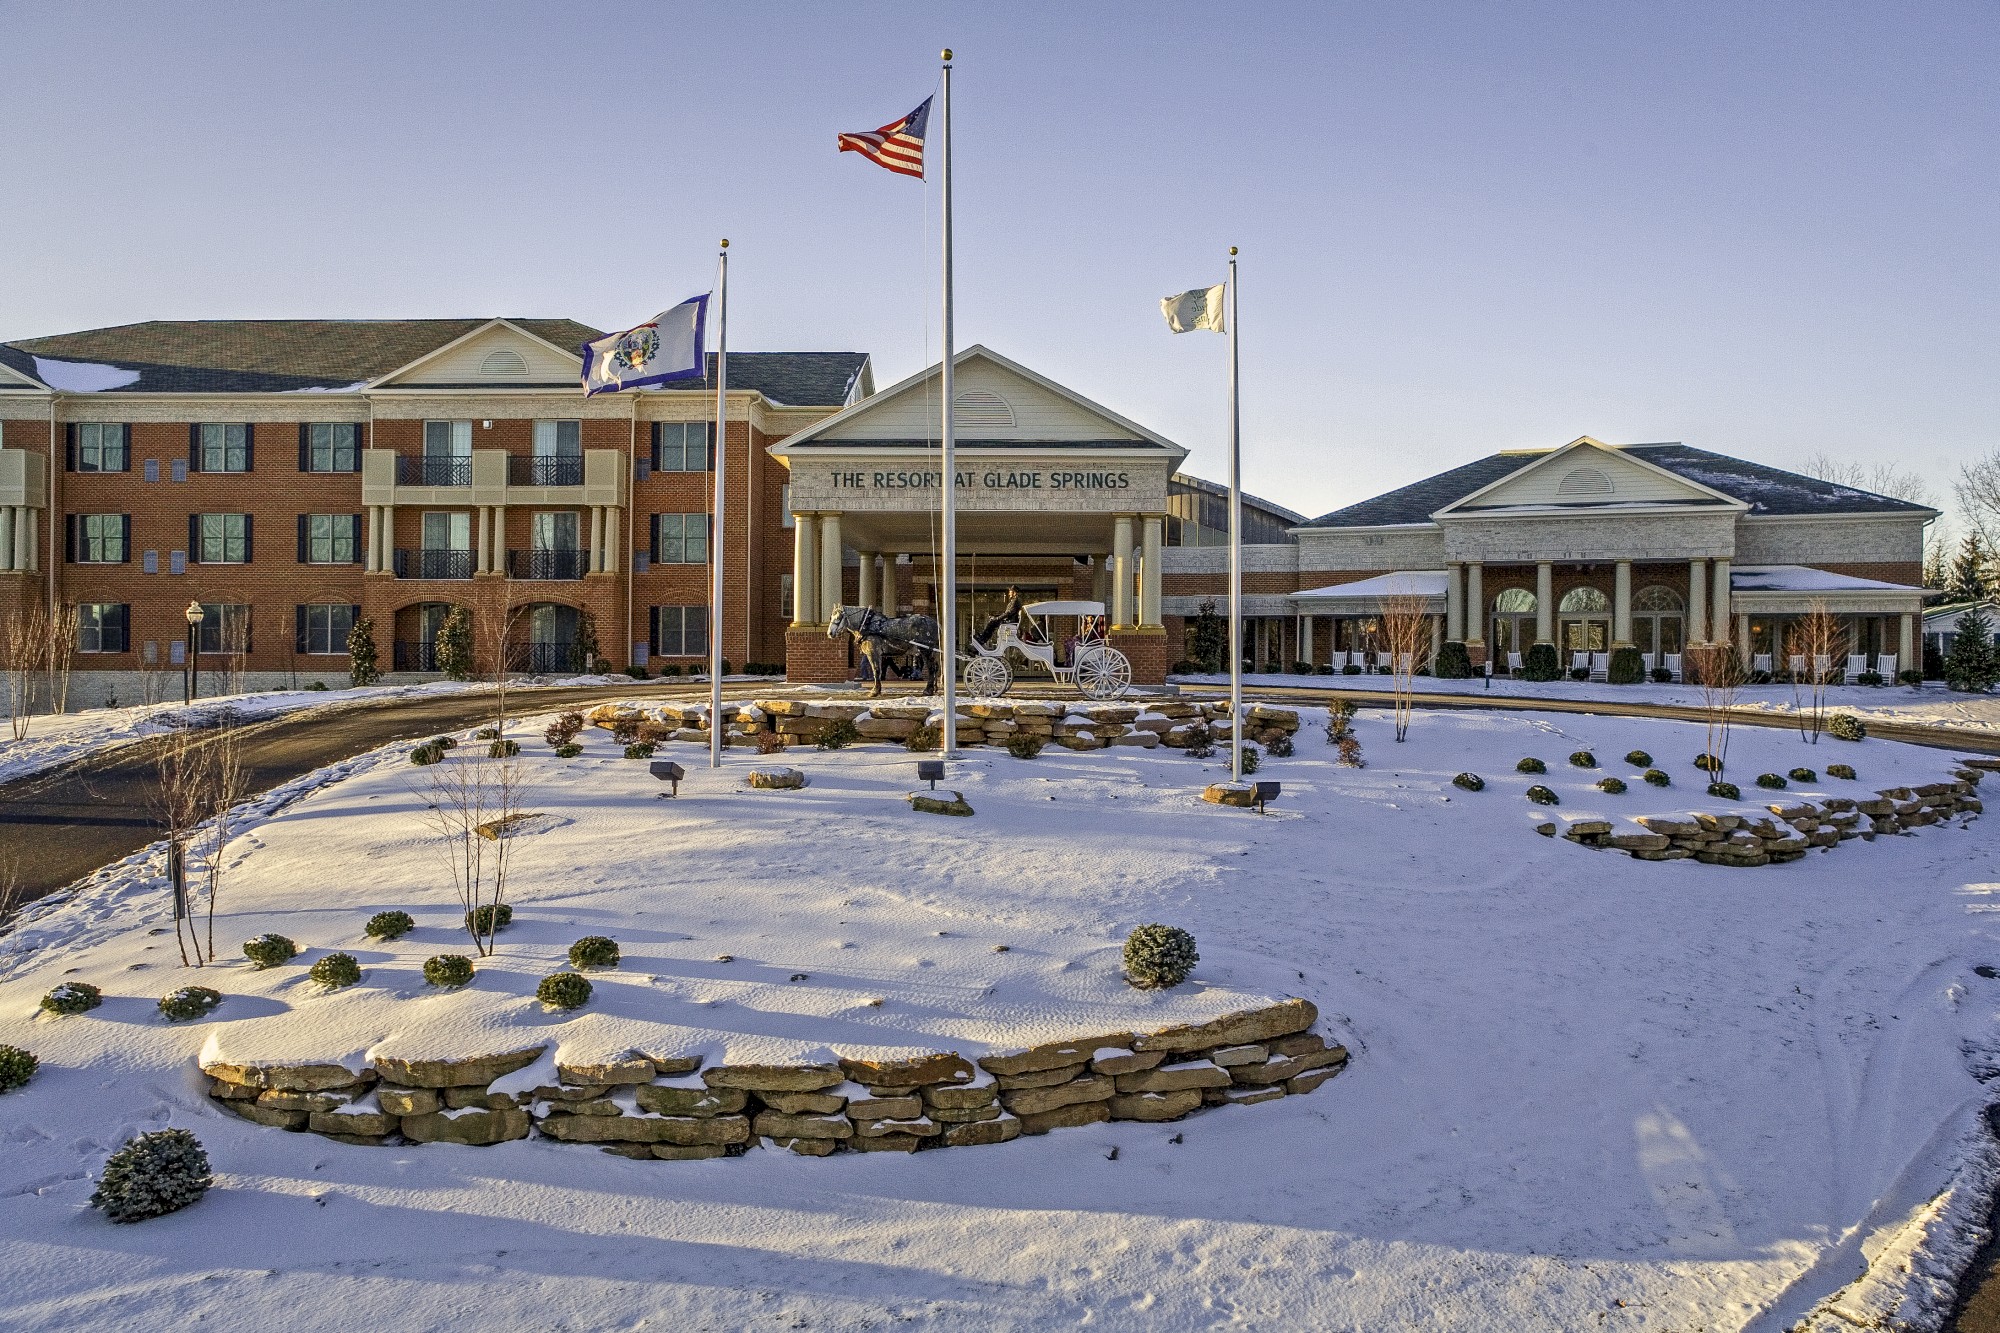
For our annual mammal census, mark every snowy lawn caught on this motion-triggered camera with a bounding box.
[1,703,1997,1330]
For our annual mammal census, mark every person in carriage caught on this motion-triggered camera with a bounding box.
[976,586,1024,649]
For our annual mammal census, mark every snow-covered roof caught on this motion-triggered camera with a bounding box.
[1291,571,1447,608]
[1729,565,1921,594]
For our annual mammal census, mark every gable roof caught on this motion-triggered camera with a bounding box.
[1304,441,1937,528]
[0,345,46,389]
[1433,435,1745,517]
[664,353,873,407]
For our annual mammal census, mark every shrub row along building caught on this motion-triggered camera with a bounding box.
[0,317,1932,702]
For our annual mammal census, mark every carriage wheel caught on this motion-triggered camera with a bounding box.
[964,655,1013,697]
[1074,645,1132,699]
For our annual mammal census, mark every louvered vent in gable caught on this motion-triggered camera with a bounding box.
[1557,467,1613,497]
[953,390,1015,429]
[479,348,529,376]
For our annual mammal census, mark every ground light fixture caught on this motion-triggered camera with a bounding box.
[182,599,204,704]
[1253,780,1281,814]
[916,759,945,790]
[649,760,686,797]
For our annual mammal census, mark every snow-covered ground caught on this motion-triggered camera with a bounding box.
[2,704,1998,1330]
[1177,669,2000,734]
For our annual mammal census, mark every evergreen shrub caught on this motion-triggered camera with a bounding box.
[623,742,655,759]
[1788,767,1816,783]
[1827,763,1858,780]
[1342,663,1362,675]
[1525,785,1559,805]
[1006,732,1045,759]
[308,953,362,989]
[409,742,444,766]
[1434,641,1472,679]
[488,739,520,758]
[1597,777,1627,795]
[905,722,941,752]
[1568,750,1597,768]
[1643,768,1671,787]
[1264,733,1295,758]
[1608,646,1645,684]
[41,982,101,1016]
[1451,772,1484,792]
[241,934,297,969]
[1523,643,1561,682]
[1651,668,1674,683]
[423,955,474,987]
[1123,924,1199,989]
[1238,745,1261,776]
[1625,750,1653,768]
[568,936,621,969]
[466,903,513,935]
[1829,714,1867,742]
[474,727,500,741]
[1857,671,1883,686]
[537,972,593,1009]
[1568,667,1591,681]
[1707,781,1742,800]
[1516,757,1547,774]
[1755,773,1787,790]
[1182,722,1215,757]
[1694,753,1723,771]
[0,1044,36,1093]
[816,718,861,750]
[365,910,414,940]
[158,987,222,1022]
[553,743,583,758]
[90,1129,212,1223]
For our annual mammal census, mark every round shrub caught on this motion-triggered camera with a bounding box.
[1694,753,1723,772]
[1123,924,1200,989]
[1643,768,1671,787]
[1828,763,1858,780]
[1755,773,1787,790]
[466,903,513,935]
[474,727,500,740]
[568,936,621,969]
[366,910,414,941]
[1625,750,1653,768]
[623,742,655,760]
[553,743,583,759]
[1596,777,1627,795]
[432,735,458,750]
[1006,732,1045,759]
[89,1129,212,1223]
[1522,642,1561,682]
[1788,767,1816,783]
[409,742,444,766]
[1829,714,1867,742]
[423,954,474,988]
[1341,663,1362,675]
[488,738,520,759]
[1525,785,1560,806]
[1650,667,1673,683]
[1568,751,1597,769]
[41,981,102,1016]
[1707,781,1742,801]
[1568,667,1590,682]
[241,934,298,969]
[816,718,861,750]
[158,986,222,1022]
[1181,722,1216,758]
[1264,733,1295,759]
[537,971,593,1010]
[1434,641,1473,679]
[308,953,362,989]
[1451,772,1485,792]
[1238,745,1261,776]
[905,721,941,752]
[0,1044,38,1093]
[1516,757,1547,774]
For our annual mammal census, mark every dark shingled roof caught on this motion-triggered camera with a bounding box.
[1304,444,1934,527]
[1,322,870,406]
[0,344,44,386]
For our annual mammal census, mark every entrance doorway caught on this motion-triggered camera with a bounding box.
[522,603,581,674]
[1632,585,1685,660]
[1558,586,1610,656]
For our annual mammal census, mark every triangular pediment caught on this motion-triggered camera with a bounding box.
[1435,437,1744,518]
[371,319,583,388]
[0,351,48,390]
[770,345,1185,460]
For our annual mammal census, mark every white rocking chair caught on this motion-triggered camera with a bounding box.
[1664,653,1683,683]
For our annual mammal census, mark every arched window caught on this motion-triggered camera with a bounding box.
[1559,587,1610,614]
[1633,585,1684,612]
[1493,588,1536,613]
[1557,467,1613,497]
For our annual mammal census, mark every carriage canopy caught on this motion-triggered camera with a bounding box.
[1023,600,1106,618]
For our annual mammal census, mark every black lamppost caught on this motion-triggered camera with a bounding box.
[183,599,204,704]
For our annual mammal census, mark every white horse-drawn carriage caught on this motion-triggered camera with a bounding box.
[961,599,1131,699]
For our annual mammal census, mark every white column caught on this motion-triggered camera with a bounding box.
[21,509,34,572]
[1091,554,1107,605]
[1300,613,1314,667]
[475,507,489,574]
[1140,516,1163,627]
[588,506,604,574]
[1465,562,1484,647]
[791,512,817,626]
[1613,560,1633,646]
[818,513,843,623]
[1112,516,1134,629]
[1711,559,1732,645]
[1687,558,1707,643]
[1445,562,1464,641]
[1899,613,1915,670]
[1430,615,1443,665]
[1535,561,1554,644]
[885,553,903,615]
[605,507,622,573]
[491,505,505,575]
[1736,612,1751,666]
[0,507,14,571]
[857,551,877,611]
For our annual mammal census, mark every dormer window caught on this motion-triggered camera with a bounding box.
[479,348,529,377]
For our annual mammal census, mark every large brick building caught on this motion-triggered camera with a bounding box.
[0,318,1932,702]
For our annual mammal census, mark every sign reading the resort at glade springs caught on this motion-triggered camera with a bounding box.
[580,295,707,396]
[826,468,1132,491]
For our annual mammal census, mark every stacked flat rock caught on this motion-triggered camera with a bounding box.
[204,999,1345,1160]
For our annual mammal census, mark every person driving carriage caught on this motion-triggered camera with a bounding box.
[976,586,1025,649]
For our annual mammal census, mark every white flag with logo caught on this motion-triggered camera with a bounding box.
[1161,284,1226,334]
[581,294,708,396]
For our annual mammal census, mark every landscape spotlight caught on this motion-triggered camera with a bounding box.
[649,759,686,797]
[1253,780,1281,815]
[916,759,945,790]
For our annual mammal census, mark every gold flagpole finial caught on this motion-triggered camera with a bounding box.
[942,48,953,61]
[719,238,729,250]
[1229,246,1238,256]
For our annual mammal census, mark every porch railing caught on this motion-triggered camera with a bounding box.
[509,548,588,580]
[397,454,472,487]
[509,454,583,487]
[512,640,582,674]
[392,640,440,672]
[393,548,475,580]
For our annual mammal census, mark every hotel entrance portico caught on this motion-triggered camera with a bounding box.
[770,346,1188,685]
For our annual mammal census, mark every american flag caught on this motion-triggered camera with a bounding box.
[837,96,931,179]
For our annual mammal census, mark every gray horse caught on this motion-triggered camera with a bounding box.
[828,605,939,697]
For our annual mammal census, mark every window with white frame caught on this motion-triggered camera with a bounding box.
[77,603,129,654]
[651,512,708,564]
[304,423,360,473]
[424,420,473,457]
[196,513,249,563]
[303,514,359,564]
[73,514,129,563]
[71,423,129,472]
[197,423,251,473]
[532,420,581,455]
[195,603,250,655]
[653,422,710,471]
[298,604,354,655]
[651,605,708,657]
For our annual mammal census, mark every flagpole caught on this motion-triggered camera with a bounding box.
[1227,247,1242,783]
[938,47,958,756]
[710,238,728,770]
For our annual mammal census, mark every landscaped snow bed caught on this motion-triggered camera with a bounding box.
[2,703,1998,1330]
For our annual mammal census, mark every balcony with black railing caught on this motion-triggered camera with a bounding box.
[513,640,583,674]
[508,454,584,487]
[393,548,475,580]
[393,640,440,672]
[509,548,589,580]
[397,454,472,487]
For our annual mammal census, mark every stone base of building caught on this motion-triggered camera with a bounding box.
[1109,628,1169,686]
[784,626,853,684]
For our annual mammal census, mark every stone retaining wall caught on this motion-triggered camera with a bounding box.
[1541,769,1983,867]
[204,999,1346,1157]
[587,699,1303,753]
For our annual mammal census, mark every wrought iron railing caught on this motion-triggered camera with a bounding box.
[392,640,440,672]
[393,548,475,580]
[508,548,588,580]
[509,454,583,486]
[513,640,581,674]
[397,454,472,487]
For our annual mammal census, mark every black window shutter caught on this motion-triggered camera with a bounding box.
[647,422,659,470]
[120,514,132,563]
[348,605,361,645]
[242,513,253,563]
[242,422,254,471]
[296,514,308,563]
[188,513,199,562]
[120,425,132,471]
[189,423,201,472]
[64,423,76,472]
[705,422,716,470]
[298,423,310,472]
[65,514,76,563]
[649,512,659,558]
[350,513,364,562]
[112,605,130,654]
[294,605,306,654]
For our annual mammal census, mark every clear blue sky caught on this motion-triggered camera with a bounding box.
[1,1,1993,522]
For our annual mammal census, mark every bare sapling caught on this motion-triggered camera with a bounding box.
[1379,590,1431,742]
[416,751,524,957]
[481,586,529,733]
[0,848,23,929]
[138,648,168,706]
[222,612,249,697]
[2,602,48,741]
[152,721,221,966]
[1788,601,1842,744]
[196,717,247,962]
[1697,646,1745,779]
[46,604,79,715]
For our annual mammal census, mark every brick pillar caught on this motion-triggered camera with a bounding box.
[1108,629,1168,686]
[785,625,850,683]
